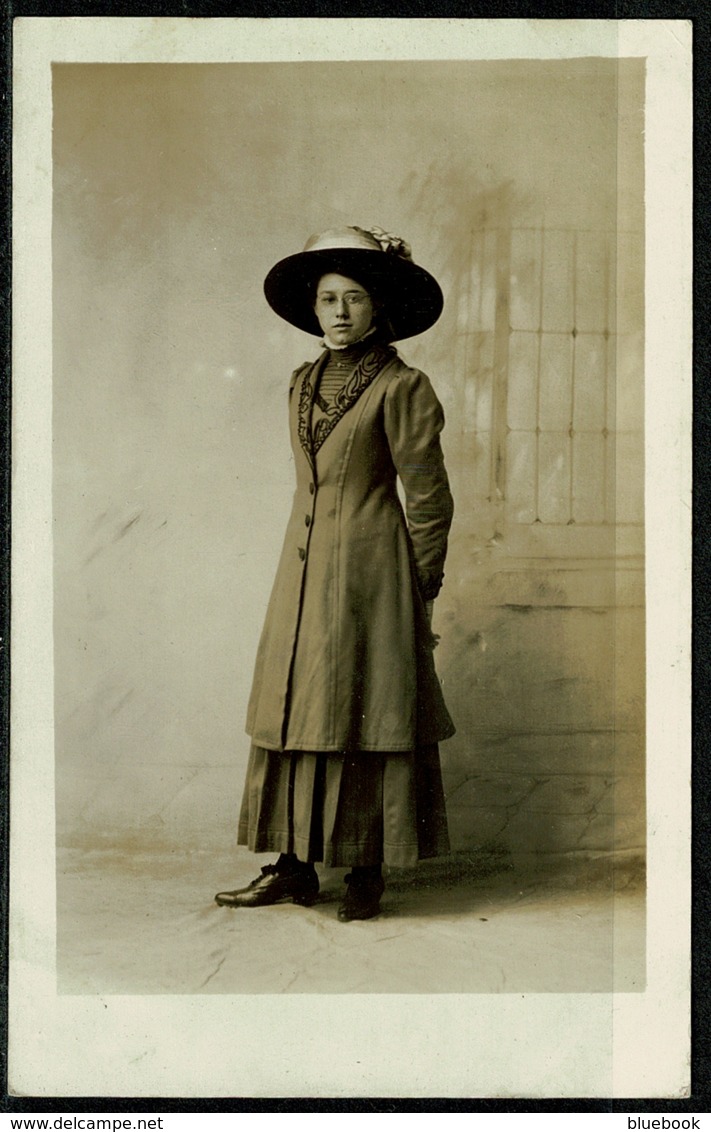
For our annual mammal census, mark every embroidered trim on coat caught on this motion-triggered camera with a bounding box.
[297,367,318,471]
[297,345,395,468]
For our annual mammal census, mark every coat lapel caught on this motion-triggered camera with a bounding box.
[310,344,395,456]
[295,354,325,473]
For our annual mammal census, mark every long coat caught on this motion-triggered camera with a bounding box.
[245,342,455,754]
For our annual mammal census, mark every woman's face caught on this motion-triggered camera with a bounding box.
[314,273,375,346]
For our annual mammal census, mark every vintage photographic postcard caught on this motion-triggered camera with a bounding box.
[9,17,691,1099]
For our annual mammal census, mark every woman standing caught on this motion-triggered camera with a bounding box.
[215,226,454,921]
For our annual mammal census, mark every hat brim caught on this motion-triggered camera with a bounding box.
[263,248,444,340]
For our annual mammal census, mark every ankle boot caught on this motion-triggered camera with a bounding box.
[215,856,319,908]
[338,865,384,922]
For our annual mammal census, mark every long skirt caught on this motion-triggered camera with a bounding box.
[237,743,450,868]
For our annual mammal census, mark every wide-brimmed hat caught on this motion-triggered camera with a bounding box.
[263,226,444,340]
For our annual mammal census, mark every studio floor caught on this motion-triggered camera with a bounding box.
[54,846,643,996]
[56,845,645,996]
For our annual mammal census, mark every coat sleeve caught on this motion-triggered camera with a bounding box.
[383,366,454,601]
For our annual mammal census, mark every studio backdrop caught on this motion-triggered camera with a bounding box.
[52,59,645,858]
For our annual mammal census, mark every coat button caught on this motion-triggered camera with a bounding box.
[305,514,311,527]
[309,483,315,495]
[298,547,306,561]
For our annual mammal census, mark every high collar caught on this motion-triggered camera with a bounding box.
[321,340,375,369]
[320,326,380,354]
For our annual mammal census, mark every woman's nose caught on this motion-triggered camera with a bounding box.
[335,297,348,317]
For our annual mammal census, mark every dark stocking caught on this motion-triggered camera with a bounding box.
[276,852,316,875]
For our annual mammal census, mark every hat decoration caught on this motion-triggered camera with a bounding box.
[363,226,413,261]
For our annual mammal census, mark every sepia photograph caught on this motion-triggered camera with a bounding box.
[10,18,691,1098]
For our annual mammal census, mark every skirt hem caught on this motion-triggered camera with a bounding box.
[237,744,450,869]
